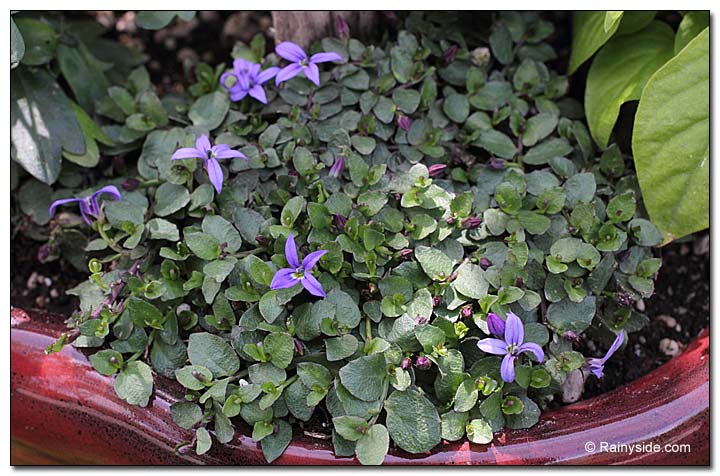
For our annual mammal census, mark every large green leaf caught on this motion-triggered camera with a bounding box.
[11,68,84,184]
[585,21,674,148]
[135,11,196,30]
[674,11,709,54]
[632,28,709,242]
[57,42,111,112]
[568,11,623,74]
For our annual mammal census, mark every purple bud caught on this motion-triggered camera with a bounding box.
[487,313,506,337]
[432,295,442,308]
[479,257,492,270]
[414,356,431,370]
[334,214,347,232]
[255,235,269,246]
[401,357,412,369]
[460,305,473,318]
[37,243,52,263]
[563,330,579,342]
[446,217,456,225]
[442,44,458,64]
[461,216,482,229]
[428,164,447,177]
[488,158,506,170]
[415,315,429,326]
[293,338,305,356]
[288,169,299,177]
[515,277,525,288]
[397,115,412,132]
[329,156,345,178]
[335,15,349,38]
[399,248,413,259]
[617,293,632,306]
[121,178,140,191]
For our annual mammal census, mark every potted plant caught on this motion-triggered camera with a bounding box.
[11,11,709,466]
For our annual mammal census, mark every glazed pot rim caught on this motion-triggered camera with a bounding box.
[10,307,709,465]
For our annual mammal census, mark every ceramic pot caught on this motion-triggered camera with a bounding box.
[10,307,709,465]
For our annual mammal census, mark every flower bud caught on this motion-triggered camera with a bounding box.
[461,216,482,229]
[432,295,442,308]
[121,178,140,191]
[329,156,345,178]
[335,15,349,38]
[514,276,525,288]
[334,214,347,232]
[293,338,305,356]
[401,357,412,369]
[487,313,506,336]
[415,315,429,326]
[479,257,492,270]
[460,305,473,318]
[397,115,412,132]
[442,44,458,64]
[563,330,579,342]
[428,163,447,177]
[470,46,491,67]
[414,356,431,370]
[255,235,269,246]
[399,248,414,260]
[488,158,506,170]
[446,216,456,225]
[37,243,53,263]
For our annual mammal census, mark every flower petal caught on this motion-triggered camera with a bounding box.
[255,67,280,85]
[301,273,326,297]
[220,71,236,90]
[310,51,343,64]
[195,134,212,154]
[276,41,307,62]
[518,342,545,363]
[500,354,517,383]
[504,312,524,346]
[284,233,300,268]
[78,201,94,225]
[602,331,625,363]
[91,185,122,202]
[304,63,320,86]
[270,268,299,290]
[477,338,508,356]
[214,148,247,160]
[229,86,248,102]
[586,358,605,378]
[302,250,328,271]
[275,63,304,85]
[171,147,205,160]
[206,158,224,194]
[233,58,254,75]
[48,197,82,217]
[248,84,268,104]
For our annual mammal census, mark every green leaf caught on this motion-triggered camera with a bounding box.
[56,42,111,113]
[632,28,709,242]
[385,389,441,454]
[547,296,597,334]
[466,418,494,444]
[675,11,709,54]
[569,11,623,74]
[326,334,359,362]
[114,361,154,407]
[14,18,57,65]
[264,332,295,369]
[154,182,190,217]
[280,196,306,227]
[148,218,180,241]
[355,424,389,465]
[261,419,292,463]
[441,411,469,441]
[11,68,84,184]
[585,21,674,148]
[187,332,240,377]
[185,232,221,261]
[443,94,470,123]
[170,402,202,429]
[338,354,387,402]
[333,415,368,441]
[195,427,212,455]
[10,18,25,67]
[89,350,124,376]
[135,11,195,29]
[189,91,230,130]
[415,246,454,280]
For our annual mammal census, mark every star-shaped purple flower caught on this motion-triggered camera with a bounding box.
[477,312,544,383]
[221,58,279,104]
[49,185,122,225]
[274,41,343,87]
[171,134,247,194]
[270,233,328,297]
[585,331,625,378]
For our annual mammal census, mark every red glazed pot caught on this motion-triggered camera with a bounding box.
[11,307,709,465]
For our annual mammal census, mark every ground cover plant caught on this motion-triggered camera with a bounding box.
[10,11,708,465]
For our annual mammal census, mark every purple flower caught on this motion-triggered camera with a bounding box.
[221,58,279,104]
[477,312,544,383]
[270,233,328,297]
[488,158,506,170]
[397,115,412,132]
[460,305,473,319]
[328,156,344,178]
[401,357,412,369]
[171,134,247,194]
[414,356,431,370]
[49,185,122,225]
[585,331,625,378]
[487,313,505,337]
[274,42,343,87]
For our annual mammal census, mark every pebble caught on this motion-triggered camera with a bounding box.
[655,314,677,328]
[635,299,646,312]
[659,338,681,357]
[561,370,586,403]
[693,234,709,256]
[638,336,647,344]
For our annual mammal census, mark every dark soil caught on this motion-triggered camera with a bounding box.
[583,231,710,398]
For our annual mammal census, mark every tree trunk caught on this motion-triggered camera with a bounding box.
[271,11,382,49]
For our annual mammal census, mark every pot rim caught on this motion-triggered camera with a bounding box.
[10,307,709,465]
